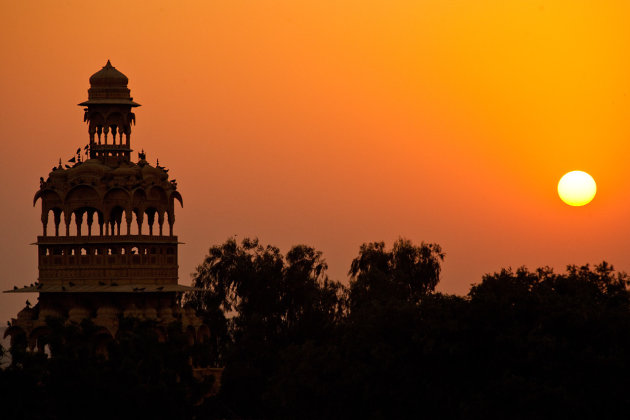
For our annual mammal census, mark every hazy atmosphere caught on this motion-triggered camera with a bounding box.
[2,0,630,322]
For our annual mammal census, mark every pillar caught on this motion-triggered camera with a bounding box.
[86,211,94,236]
[158,212,165,236]
[76,211,83,236]
[136,211,144,235]
[168,211,175,236]
[147,211,155,236]
[98,212,104,236]
[41,210,49,237]
[54,210,61,237]
[126,209,133,235]
[64,211,71,236]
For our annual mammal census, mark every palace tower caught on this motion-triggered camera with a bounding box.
[4,61,205,350]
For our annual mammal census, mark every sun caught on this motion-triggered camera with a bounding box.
[557,171,597,206]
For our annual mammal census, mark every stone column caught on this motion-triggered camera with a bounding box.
[147,210,155,236]
[136,210,144,235]
[168,211,175,236]
[86,211,94,236]
[41,210,49,236]
[64,211,72,236]
[158,211,165,236]
[126,209,133,235]
[76,211,83,237]
[54,210,61,237]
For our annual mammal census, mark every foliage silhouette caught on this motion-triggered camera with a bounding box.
[185,237,345,418]
[4,237,630,420]
[1,317,214,420]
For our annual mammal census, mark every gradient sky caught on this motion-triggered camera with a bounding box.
[1,1,630,322]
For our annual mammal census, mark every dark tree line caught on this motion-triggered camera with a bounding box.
[3,237,630,419]
[0,317,214,420]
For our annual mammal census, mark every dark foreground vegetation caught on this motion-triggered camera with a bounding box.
[3,238,630,419]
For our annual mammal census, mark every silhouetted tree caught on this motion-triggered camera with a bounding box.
[348,238,444,309]
[7,233,630,420]
[186,237,345,417]
[1,317,211,420]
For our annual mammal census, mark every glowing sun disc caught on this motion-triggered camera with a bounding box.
[558,171,596,206]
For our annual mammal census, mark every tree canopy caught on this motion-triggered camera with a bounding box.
[4,238,630,419]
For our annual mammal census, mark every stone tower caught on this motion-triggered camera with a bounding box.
[4,61,205,350]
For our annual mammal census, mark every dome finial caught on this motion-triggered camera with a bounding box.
[105,59,112,68]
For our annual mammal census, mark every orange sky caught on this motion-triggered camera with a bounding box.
[1,1,630,322]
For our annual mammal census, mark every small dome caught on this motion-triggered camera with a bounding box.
[79,60,140,107]
[89,60,128,86]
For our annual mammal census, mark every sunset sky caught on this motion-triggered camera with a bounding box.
[1,1,630,322]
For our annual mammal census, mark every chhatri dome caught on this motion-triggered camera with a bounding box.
[81,60,139,106]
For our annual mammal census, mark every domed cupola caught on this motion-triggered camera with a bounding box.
[82,60,139,105]
[79,61,140,163]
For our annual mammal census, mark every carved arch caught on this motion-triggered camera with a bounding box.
[35,189,63,208]
[170,191,183,208]
[64,185,100,209]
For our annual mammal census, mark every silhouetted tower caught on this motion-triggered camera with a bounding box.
[4,62,205,351]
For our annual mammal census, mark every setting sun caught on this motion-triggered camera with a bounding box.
[558,171,597,206]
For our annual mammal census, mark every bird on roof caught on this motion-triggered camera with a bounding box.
[26,300,31,307]
[13,286,17,290]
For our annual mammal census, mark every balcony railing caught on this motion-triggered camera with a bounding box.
[37,235,179,244]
